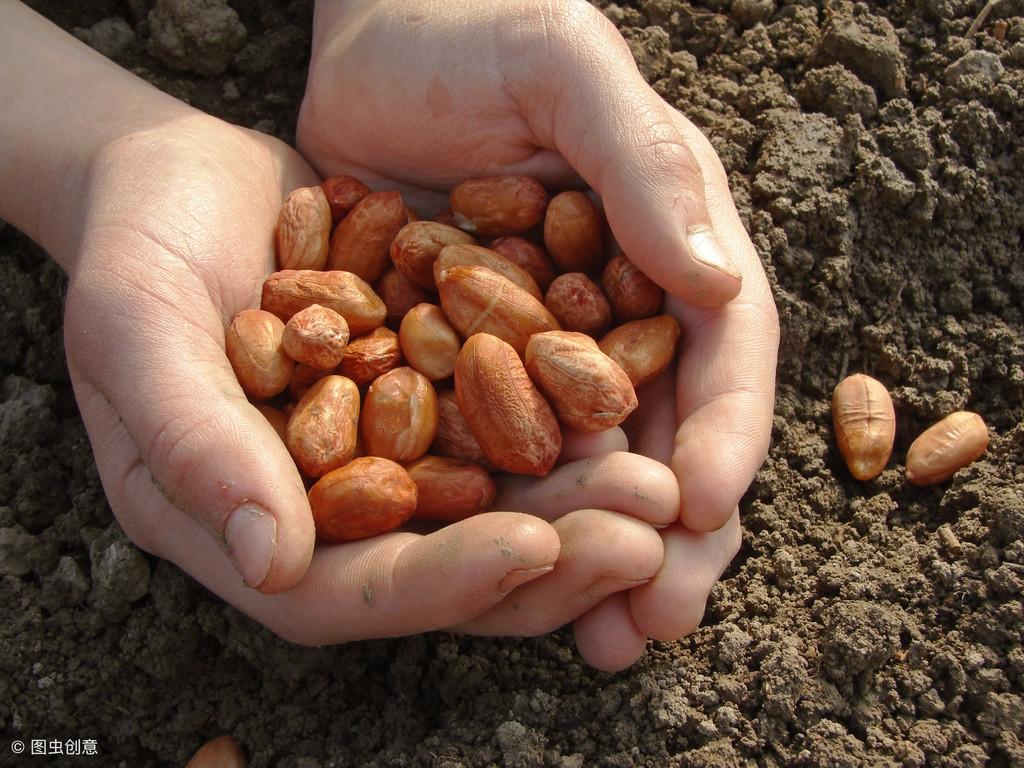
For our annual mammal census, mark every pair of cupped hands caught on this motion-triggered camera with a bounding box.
[57,2,778,671]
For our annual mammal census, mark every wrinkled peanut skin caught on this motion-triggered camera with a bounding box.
[455,333,562,476]
[831,374,896,481]
[361,366,439,462]
[406,455,496,522]
[338,326,404,387]
[286,375,360,478]
[437,265,560,356]
[906,411,989,486]
[308,457,418,542]
[399,303,461,381]
[275,186,332,271]
[261,269,386,336]
[282,304,350,370]
[225,308,294,399]
[450,175,549,236]
[321,174,371,223]
[432,389,494,469]
[490,236,558,292]
[543,190,604,273]
[327,191,407,283]
[434,243,542,300]
[602,253,664,322]
[525,331,637,432]
[544,272,612,337]
[598,315,681,388]
[390,221,476,289]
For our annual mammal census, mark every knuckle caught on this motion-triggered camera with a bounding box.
[143,407,225,517]
[635,131,704,188]
[108,462,170,557]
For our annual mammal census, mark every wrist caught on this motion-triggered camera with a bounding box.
[0,3,195,274]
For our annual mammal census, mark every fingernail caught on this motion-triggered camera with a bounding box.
[582,576,651,601]
[225,502,277,588]
[498,564,555,594]
[687,227,741,280]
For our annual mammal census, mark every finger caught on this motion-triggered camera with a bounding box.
[660,112,779,531]
[252,512,560,641]
[573,592,647,672]
[558,425,629,464]
[629,511,742,641]
[493,451,679,527]
[508,9,741,306]
[452,509,663,637]
[670,288,777,531]
[74,393,563,641]
[65,259,314,593]
[620,370,676,464]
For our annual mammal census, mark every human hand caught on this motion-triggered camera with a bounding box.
[0,6,679,650]
[298,0,779,669]
[65,115,683,643]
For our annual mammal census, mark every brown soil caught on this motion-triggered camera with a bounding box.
[2,1,1022,766]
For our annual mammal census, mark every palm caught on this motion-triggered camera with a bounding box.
[78,125,314,314]
[63,118,318,561]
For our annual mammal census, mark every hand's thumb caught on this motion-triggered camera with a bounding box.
[66,271,314,594]
[545,17,742,307]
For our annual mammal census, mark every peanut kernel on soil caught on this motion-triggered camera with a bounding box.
[906,410,989,486]
[831,373,896,481]
[185,734,246,768]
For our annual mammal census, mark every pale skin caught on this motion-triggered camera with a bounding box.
[0,1,778,671]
